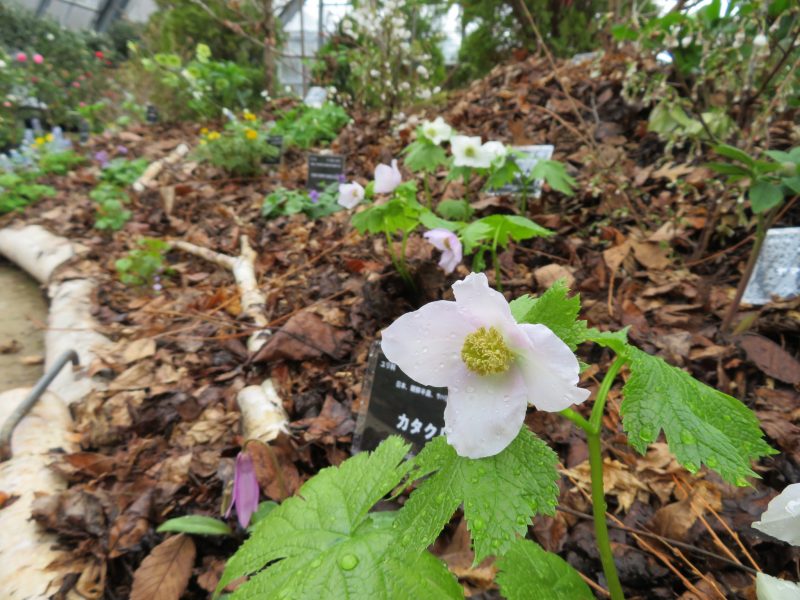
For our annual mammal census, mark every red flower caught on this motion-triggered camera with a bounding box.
[95,50,104,59]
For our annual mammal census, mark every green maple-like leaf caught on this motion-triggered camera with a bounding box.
[216,437,461,599]
[621,346,775,485]
[496,538,594,600]
[509,280,589,350]
[394,430,559,563]
[403,139,448,173]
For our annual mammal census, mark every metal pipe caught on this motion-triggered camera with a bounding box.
[0,349,79,461]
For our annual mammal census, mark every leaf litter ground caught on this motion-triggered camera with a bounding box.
[0,49,798,600]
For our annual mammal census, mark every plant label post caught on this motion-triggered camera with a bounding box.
[78,120,90,143]
[307,154,344,191]
[352,341,446,454]
[31,118,43,134]
[490,144,554,197]
[146,105,159,124]
[263,135,284,165]
[303,86,328,108]
[741,227,800,305]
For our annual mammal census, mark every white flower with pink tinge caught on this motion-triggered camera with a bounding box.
[423,229,462,274]
[338,182,365,209]
[381,272,589,459]
[374,159,402,194]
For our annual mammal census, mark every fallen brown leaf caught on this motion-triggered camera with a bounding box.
[130,534,196,600]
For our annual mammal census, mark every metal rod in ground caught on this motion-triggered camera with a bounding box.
[0,349,79,461]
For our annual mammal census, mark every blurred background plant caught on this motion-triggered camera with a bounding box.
[311,0,446,114]
[195,112,279,176]
[615,0,800,151]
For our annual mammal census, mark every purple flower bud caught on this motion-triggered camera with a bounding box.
[309,189,320,204]
[226,451,260,528]
[338,173,346,183]
[116,145,128,155]
[94,150,109,167]
[152,283,163,292]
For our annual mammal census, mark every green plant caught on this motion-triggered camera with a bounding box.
[460,214,554,289]
[270,103,351,150]
[0,171,54,213]
[312,3,444,114]
[216,278,773,600]
[262,183,342,220]
[615,0,800,150]
[115,237,173,286]
[99,157,148,187]
[134,42,262,121]
[351,181,425,286]
[708,144,800,331]
[195,113,278,176]
[37,149,84,176]
[75,101,106,134]
[0,4,114,135]
[90,183,131,230]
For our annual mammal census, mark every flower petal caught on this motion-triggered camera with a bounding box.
[515,323,589,411]
[752,483,800,546]
[444,368,528,458]
[756,573,800,600]
[381,300,473,388]
[452,272,517,332]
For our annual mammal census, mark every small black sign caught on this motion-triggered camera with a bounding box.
[263,135,283,165]
[78,119,90,143]
[352,342,446,454]
[146,104,159,124]
[307,154,344,191]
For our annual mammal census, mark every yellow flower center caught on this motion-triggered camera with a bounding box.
[461,326,514,376]
[464,146,476,157]
[245,129,258,140]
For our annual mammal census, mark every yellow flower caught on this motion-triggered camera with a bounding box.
[199,140,207,146]
[200,127,209,135]
[243,111,256,121]
[45,133,54,142]
[245,128,258,141]
[34,137,45,146]
[208,131,220,141]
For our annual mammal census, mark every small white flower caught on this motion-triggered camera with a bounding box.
[753,33,768,48]
[0,60,5,69]
[222,107,236,121]
[417,89,432,100]
[756,572,800,600]
[374,159,402,194]
[481,141,507,163]
[451,135,492,169]
[338,182,364,209]
[416,65,429,79]
[399,81,410,92]
[46,33,55,41]
[370,69,381,78]
[381,273,589,458]
[752,483,800,545]
[421,117,452,145]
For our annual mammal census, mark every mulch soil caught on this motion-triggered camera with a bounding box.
[1,48,798,600]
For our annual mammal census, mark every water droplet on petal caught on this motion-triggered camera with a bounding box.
[339,554,359,571]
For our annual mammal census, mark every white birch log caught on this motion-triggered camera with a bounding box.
[0,225,109,598]
[132,143,189,193]
[171,235,270,352]
[236,379,289,443]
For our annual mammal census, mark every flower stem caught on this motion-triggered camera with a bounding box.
[562,355,627,600]
[423,174,433,209]
[587,430,625,600]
